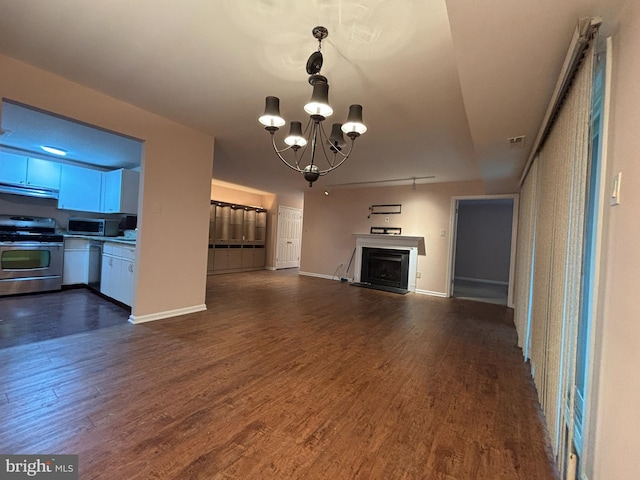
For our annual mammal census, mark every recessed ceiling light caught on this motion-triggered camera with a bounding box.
[41,145,67,156]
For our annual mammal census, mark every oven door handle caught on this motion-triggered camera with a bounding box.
[0,242,63,248]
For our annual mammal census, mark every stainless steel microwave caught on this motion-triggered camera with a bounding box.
[68,217,119,236]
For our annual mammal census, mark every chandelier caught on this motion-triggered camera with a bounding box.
[258,26,367,187]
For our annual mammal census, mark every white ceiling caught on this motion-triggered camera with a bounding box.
[1,100,143,170]
[0,0,627,196]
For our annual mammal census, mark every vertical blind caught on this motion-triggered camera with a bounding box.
[513,18,598,478]
[513,160,537,356]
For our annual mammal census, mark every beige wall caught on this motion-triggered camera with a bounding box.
[0,54,215,321]
[301,181,484,294]
[210,183,273,209]
[591,1,640,477]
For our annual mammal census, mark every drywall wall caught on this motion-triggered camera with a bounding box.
[301,180,484,295]
[0,54,215,321]
[591,1,640,477]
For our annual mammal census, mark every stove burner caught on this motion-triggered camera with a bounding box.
[0,214,62,243]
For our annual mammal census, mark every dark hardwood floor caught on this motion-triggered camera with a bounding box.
[0,287,130,349]
[0,270,559,479]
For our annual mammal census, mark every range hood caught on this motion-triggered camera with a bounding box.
[0,182,59,199]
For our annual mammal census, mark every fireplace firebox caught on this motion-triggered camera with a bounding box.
[360,247,410,293]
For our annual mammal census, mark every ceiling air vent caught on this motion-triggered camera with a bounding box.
[507,135,526,148]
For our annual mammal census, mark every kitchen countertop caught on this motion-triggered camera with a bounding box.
[62,233,137,245]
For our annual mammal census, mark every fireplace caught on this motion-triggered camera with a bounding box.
[352,234,425,293]
[361,247,410,293]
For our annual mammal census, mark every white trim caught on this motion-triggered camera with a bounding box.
[352,234,425,293]
[128,304,207,324]
[581,36,613,480]
[415,289,447,298]
[298,271,341,281]
[448,194,519,307]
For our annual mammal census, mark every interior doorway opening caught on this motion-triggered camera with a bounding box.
[448,195,518,306]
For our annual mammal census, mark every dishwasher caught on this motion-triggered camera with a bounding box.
[88,241,103,291]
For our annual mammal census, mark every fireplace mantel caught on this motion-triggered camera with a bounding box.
[353,234,425,292]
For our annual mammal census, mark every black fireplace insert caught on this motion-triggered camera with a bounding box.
[359,247,410,293]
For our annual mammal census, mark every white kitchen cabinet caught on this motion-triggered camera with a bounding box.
[102,168,139,214]
[26,157,61,189]
[101,242,135,306]
[0,151,29,185]
[58,163,103,212]
[0,152,60,190]
[62,238,91,285]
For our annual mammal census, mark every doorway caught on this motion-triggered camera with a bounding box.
[448,196,518,306]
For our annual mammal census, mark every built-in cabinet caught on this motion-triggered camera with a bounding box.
[1,150,138,214]
[0,151,61,190]
[101,242,135,306]
[58,163,103,212]
[59,164,139,214]
[62,237,135,307]
[208,201,267,274]
[62,238,91,285]
[101,168,139,214]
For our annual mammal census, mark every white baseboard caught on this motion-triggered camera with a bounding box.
[298,271,344,281]
[128,304,207,324]
[455,276,509,286]
[415,289,448,297]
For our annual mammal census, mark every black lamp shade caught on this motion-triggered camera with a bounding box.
[341,104,367,136]
[328,123,346,151]
[259,96,286,128]
[304,82,333,117]
[284,121,307,147]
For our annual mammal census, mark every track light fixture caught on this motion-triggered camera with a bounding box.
[258,26,367,187]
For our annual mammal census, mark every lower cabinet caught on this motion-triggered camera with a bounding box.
[208,245,265,274]
[63,238,90,285]
[101,242,135,306]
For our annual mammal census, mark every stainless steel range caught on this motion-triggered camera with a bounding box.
[0,215,64,296]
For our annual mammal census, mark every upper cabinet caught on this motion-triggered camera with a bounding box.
[1,150,139,214]
[0,151,60,189]
[0,151,28,184]
[102,169,139,214]
[58,163,103,212]
[26,158,61,189]
[58,164,139,214]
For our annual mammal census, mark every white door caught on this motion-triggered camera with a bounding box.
[275,205,302,269]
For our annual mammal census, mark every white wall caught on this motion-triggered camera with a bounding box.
[591,1,640,477]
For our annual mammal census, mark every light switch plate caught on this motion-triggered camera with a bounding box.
[611,172,622,206]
